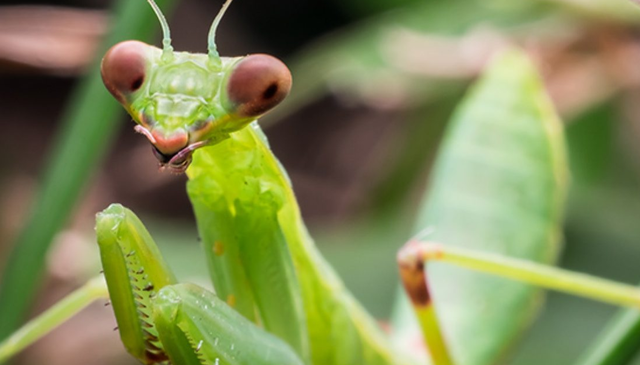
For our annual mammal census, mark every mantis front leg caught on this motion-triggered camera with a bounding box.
[187,138,309,361]
[0,205,303,365]
[398,240,640,365]
[97,204,304,365]
[400,241,640,310]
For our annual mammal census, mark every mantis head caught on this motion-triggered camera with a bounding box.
[101,0,292,172]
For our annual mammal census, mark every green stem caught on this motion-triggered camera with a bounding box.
[0,277,109,363]
[418,242,640,309]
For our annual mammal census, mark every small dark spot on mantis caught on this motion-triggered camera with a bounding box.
[143,284,155,291]
[226,294,236,307]
[213,241,225,256]
[263,83,278,99]
[113,326,119,331]
[131,76,144,91]
[104,301,111,307]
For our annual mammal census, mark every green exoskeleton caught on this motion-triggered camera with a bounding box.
[98,0,400,364]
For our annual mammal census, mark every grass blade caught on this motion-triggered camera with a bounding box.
[575,308,640,365]
[0,0,177,342]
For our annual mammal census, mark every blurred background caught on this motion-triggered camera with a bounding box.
[2,0,640,364]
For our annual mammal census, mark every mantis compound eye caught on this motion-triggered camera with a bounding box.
[101,40,149,103]
[225,54,292,118]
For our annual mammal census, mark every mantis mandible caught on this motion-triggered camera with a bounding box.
[4,1,640,365]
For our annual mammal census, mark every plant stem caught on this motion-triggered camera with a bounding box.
[0,277,109,363]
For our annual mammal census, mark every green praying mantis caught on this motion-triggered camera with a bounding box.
[4,1,640,364]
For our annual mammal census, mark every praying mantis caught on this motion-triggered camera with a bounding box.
[4,1,640,364]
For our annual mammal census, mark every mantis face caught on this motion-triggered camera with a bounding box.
[100,2,291,173]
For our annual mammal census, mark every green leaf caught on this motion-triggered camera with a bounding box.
[413,50,568,365]
[575,307,640,365]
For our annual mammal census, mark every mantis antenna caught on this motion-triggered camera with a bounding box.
[208,0,234,59]
[146,0,173,55]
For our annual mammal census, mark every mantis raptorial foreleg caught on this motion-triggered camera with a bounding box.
[154,283,305,365]
[96,204,304,365]
[398,240,640,365]
[400,241,640,310]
